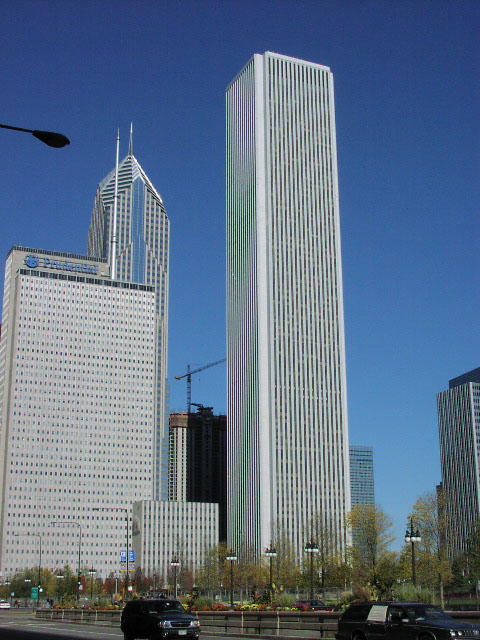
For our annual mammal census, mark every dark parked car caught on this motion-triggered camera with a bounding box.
[121,599,201,640]
[294,599,332,611]
[336,601,480,639]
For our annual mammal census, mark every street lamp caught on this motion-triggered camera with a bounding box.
[0,123,69,148]
[170,558,180,600]
[15,533,42,605]
[265,545,277,602]
[51,521,82,602]
[24,578,31,607]
[304,541,319,601]
[226,552,237,610]
[88,568,96,601]
[405,518,421,586]
[93,507,130,598]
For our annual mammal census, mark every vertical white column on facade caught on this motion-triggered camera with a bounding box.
[255,54,272,555]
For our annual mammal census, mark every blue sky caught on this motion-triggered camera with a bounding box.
[1,0,478,549]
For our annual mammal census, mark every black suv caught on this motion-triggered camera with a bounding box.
[121,599,201,640]
[336,601,480,639]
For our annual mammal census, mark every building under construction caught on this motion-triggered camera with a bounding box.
[168,406,227,541]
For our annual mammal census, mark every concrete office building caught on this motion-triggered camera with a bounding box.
[438,367,480,558]
[132,500,218,581]
[0,247,157,578]
[349,446,375,506]
[226,52,351,560]
[87,131,169,499]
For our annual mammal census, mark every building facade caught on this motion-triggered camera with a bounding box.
[226,52,351,560]
[87,133,169,499]
[132,500,218,582]
[349,446,375,506]
[437,367,480,558]
[0,247,157,577]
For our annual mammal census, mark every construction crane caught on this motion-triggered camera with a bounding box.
[175,358,226,413]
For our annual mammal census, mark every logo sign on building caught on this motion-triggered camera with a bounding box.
[24,254,98,275]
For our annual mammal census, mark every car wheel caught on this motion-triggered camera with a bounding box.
[352,633,366,640]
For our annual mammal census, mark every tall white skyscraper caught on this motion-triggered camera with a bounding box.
[226,52,351,560]
[88,132,169,499]
[0,247,157,577]
[438,368,480,559]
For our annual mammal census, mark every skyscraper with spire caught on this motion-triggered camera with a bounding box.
[88,128,169,498]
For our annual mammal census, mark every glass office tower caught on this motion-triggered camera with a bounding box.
[226,52,351,560]
[349,446,375,506]
[87,134,169,499]
[438,368,480,558]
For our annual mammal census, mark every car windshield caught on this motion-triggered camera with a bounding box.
[405,605,449,621]
[147,601,185,614]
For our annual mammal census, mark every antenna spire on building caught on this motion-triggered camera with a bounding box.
[129,122,133,156]
[111,129,120,280]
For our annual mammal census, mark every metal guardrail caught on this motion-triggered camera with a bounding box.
[197,611,338,637]
[35,608,338,637]
[36,608,121,626]
[34,607,480,638]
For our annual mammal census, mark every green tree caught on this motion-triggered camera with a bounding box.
[179,567,194,592]
[348,504,395,595]
[270,527,301,591]
[308,514,339,591]
[408,491,453,607]
[467,520,480,582]
[195,542,228,593]
[132,567,150,596]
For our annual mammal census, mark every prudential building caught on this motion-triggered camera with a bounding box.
[226,53,351,560]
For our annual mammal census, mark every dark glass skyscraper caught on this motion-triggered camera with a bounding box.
[349,446,375,506]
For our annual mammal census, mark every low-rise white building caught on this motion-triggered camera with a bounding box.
[132,500,218,581]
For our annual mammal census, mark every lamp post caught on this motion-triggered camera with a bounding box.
[304,541,319,601]
[226,552,237,610]
[405,518,421,586]
[51,521,82,602]
[170,558,180,600]
[265,545,277,602]
[15,533,42,606]
[93,507,130,598]
[0,123,69,148]
[88,568,96,601]
[24,578,31,607]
